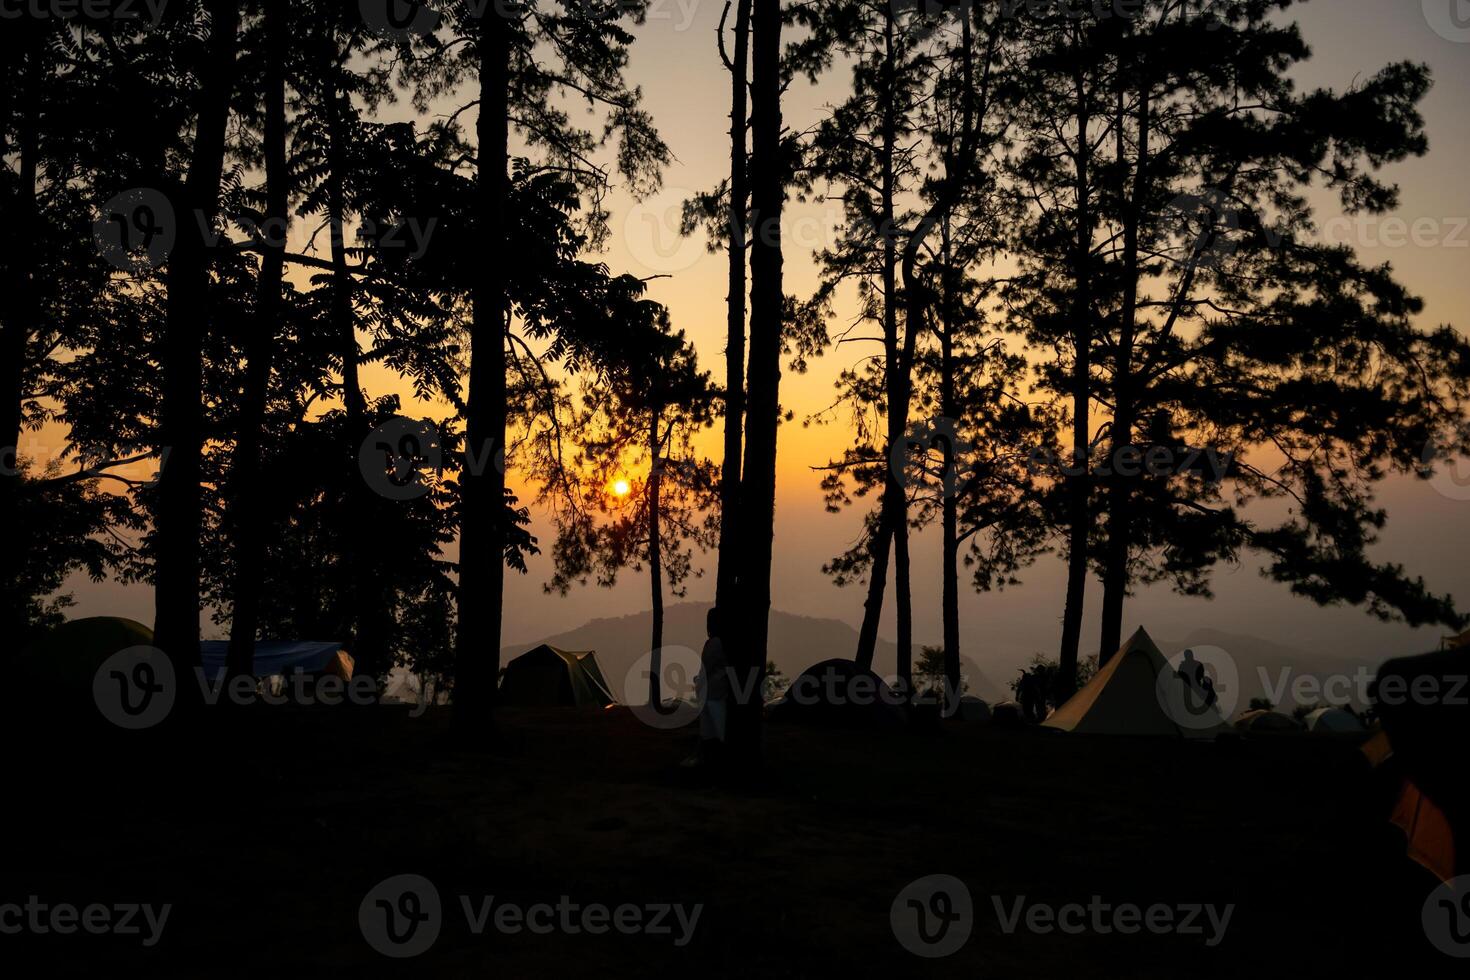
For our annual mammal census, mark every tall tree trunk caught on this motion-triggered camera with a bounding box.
[853,6,902,673]
[897,13,977,699]
[894,515,913,692]
[884,4,920,700]
[1055,60,1092,701]
[852,524,894,673]
[939,222,960,703]
[714,0,750,615]
[1099,75,1149,665]
[0,33,38,635]
[225,0,288,679]
[153,0,239,690]
[729,0,782,762]
[648,413,664,706]
[454,9,511,733]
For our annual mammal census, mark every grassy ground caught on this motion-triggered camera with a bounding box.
[2,703,1455,977]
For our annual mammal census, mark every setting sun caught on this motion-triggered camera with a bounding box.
[612,479,631,498]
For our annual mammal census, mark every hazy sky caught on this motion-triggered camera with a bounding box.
[59,0,1470,670]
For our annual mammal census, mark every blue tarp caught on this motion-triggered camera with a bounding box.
[198,641,345,680]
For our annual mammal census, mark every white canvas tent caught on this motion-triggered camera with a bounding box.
[1042,627,1230,738]
[381,665,450,706]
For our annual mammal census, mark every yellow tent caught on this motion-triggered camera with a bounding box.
[1042,627,1230,738]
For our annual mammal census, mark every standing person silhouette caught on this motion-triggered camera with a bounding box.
[696,607,731,763]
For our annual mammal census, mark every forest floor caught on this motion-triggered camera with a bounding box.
[3,702,1454,977]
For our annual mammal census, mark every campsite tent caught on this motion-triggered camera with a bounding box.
[16,616,155,699]
[1234,709,1303,733]
[16,618,351,705]
[498,645,615,707]
[767,658,905,728]
[1302,706,1364,734]
[197,641,351,681]
[382,666,449,705]
[1042,627,1230,738]
[1367,646,1470,881]
[956,696,991,722]
[989,700,1027,728]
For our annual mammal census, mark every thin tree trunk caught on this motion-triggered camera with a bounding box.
[714,0,750,615]
[853,523,893,673]
[454,9,511,733]
[939,222,960,703]
[1099,75,1149,665]
[894,514,912,692]
[896,13,977,700]
[648,413,664,706]
[225,0,288,679]
[729,0,782,762]
[853,5,902,674]
[153,0,239,690]
[1056,57,1092,701]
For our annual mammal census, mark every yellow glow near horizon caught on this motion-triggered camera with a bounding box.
[612,479,631,498]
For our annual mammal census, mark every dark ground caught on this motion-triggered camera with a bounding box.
[2,703,1457,977]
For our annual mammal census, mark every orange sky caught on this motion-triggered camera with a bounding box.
[56,0,1470,673]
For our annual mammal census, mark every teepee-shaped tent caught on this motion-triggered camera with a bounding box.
[1042,627,1230,738]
